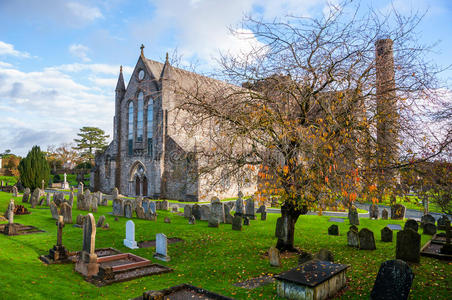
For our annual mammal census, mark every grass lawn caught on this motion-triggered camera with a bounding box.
[0,175,17,186]
[0,191,450,299]
[361,194,444,214]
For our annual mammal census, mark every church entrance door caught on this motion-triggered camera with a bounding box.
[135,176,141,196]
[142,176,148,196]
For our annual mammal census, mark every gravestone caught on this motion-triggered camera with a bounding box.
[50,201,59,220]
[235,194,245,216]
[328,224,339,236]
[391,204,406,220]
[210,202,225,224]
[437,215,449,230]
[22,188,30,203]
[381,227,393,242]
[112,187,119,200]
[192,204,201,220]
[124,201,133,218]
[100,193,108,206]
[60,202,72,224]
[184,205,192,218]
[142,200,149,213]
[155,201,161,210]
[200,205,210,221]
[135,196,143,208]
[161,200,169,211]
[136,206,145,219]
[90,195,98,213]
[77,193,85,211]
[314,248,334,262]
[208,218,219,228]
[12,186,18,197]
[347,229,359,248]
[68,192,74,207]
[188,215,196,225]
[348,206,360,225]
[211,196,220,203]
[268,247,281,267]
[30,188,41,208]
[243,216,250,226]
[123,220,138,249]
[404,219,418,232]
[245,198,255,220]
[154,233,170,261]
[370,259,414,300]
[396,229,421,263]
[224,204,234,224]
[423,223,437,235]
[149,201,156,214]
[145,209,156,221]
[369,204,379,219]
[358,228,376,250]
[420,214,435,228]
[96,215,105,228]
[113,199,124,216]
[298,251,314,265]
[7,199,14,224]
[83,190,92,211]
[76,214,85,226]
[171,206,178,213]
[75,213,99,277]
[46,193,51,206]
[256,205,266,213]
[440,219,452,254]
[53,192,64,207]
[232,215,242,231]
[381,208,389,220]
[261,211,267,221]
[349,225,358,232]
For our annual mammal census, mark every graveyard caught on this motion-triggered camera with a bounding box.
[0,190,451,299]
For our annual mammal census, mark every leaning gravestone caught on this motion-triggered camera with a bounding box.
[96,215,105,228]
[245,198,256,220]
[50,201,59,220]
[46,193,52,206]
[210,201,225,224]
[235,195,245,216]
[420,214,435,228]
[53,192,64,207]
[396,229,421,263]
[184,205,192,219]
[136,206,145,219]
[437,215,449,230]
[381,208,389,220]
[268,247,281,267]
[76,214,85,226]
[192,204,201,220]
[60,202,72,224]
[232,215,242,231]
[124,201,133,218]
[381,227,393,242]
[328,224,339,236]
[123,220,138,249]
[224,205,233,224]
[358,228,376,250]
[30,188,41,208]
[22,188,30,203]
[370,259,414,300]
[348,206,360,225]
[423,223,437,235]
[404,219,418,233]
[347,229,359,248]
[154,233,170,261]
[369,204,379,219]
[391,204,406,220]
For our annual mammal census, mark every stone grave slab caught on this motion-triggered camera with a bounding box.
[386,224,402,231]
[233,275,275,289]
[275,261,349,300]
[0,223,45,236]
[420,233,452,261]
[328,217,345,223]
[132,284,234,300]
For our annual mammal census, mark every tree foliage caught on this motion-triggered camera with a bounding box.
[18,146,50,190]
[73,127,109,163]
[175,1,450,250]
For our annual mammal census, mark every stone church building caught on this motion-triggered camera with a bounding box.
[91,47,252,201]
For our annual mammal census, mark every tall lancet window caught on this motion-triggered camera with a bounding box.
[137,92,144,142]
[147,99,153,156]
[128,101,133,155]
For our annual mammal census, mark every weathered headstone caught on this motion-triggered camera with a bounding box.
[396,229,421,263]
[100,193,108,206]
[245,198,255,220]
[347,229,359,248]
[184,205,192,218]
[90,195,98,213]
[50,201,59,220]
[358,228,376,250]
[211,196,220,203]
[112,187,119,200]
[76,214,85,226]
[232,215,242,231]
[112,199,124,216]
[53,192,64,207]
[381,226,393,242]
[437,215,449,230]
[391,204,406,220]
[404,219,418,232]
[224,204,234,224]
[12,186,18,197]
[188,215,196,225]
[200,205,210,221]
[208,218,219,228]
[145,209,156,221]
[314,248,334,262]
[22,188,30,203]
[192,204,201,220]
[235,194,245,216]
[136,205,145,219]
[96,215,105,228]
[268,247,281,267]
[123,220,138,249]
[60,202,72,224]
[142,200,149,213]
[369,204,379,219]
[7,199,14,224]
[75,213,99,277]
[328,224,339,236]
[68,192,74,207]
[420,214,435,228]
[210,202,225,224]
[124,201,133,218]
[149,201,156,214]
[370,259,414,300]
[381,208,389,220]
[348,206,360,225]
[46,193,52,206]
[154,233,170,261]
[422,222,437,235]
[30,188,41,208]
[161,200,169,211]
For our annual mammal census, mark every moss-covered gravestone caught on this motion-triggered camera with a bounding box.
[396,229,421,263]
[328,224,339,236]
[358,228,376,250]
[404,219,418,232]
[381,226,393,242]
[370,259,414,300]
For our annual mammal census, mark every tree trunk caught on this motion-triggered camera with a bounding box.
[275,203,307,252]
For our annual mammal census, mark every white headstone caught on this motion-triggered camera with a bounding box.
[123,220,138,249]
[154,233,170,261]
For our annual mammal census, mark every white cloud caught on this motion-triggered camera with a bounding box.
[0,41,31,58]
[66,2,103,22]
[69,44,91,62]
[47,63,133,75]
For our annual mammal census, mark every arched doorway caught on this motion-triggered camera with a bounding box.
[142,176,148,196]
[129,162,148,196]
[135,176,141,195]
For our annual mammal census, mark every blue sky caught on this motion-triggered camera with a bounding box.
[0,0,451,157]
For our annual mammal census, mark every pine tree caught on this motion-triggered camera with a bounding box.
[18,146,50,190]
[73,127,109,163]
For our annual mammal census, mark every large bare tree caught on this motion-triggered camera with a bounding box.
[175,1,451,251]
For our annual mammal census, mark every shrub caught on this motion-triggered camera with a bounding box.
[18,146,50,190]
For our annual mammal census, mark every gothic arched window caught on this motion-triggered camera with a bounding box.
[147,99,153,156]
[128,101,133,155]
[137,92,144,142]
